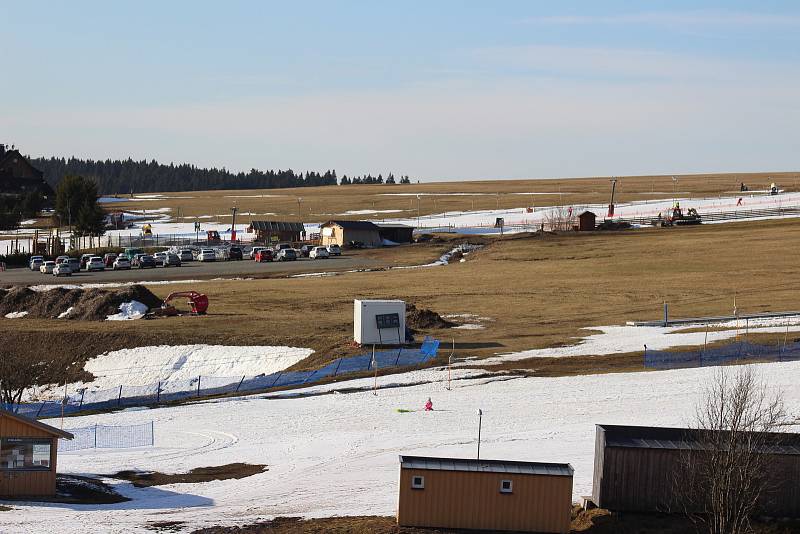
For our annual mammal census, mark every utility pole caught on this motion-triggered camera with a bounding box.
[229,207,238,242]
[476,408,483,460]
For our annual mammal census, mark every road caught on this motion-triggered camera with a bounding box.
[1,254,384,286]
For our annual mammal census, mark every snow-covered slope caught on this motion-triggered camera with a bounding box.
[3,361,796,533]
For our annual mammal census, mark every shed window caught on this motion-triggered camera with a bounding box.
[500,479,513,493]
[0,439,51,470]
[411,475,425,489]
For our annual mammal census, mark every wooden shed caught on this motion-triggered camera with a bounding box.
[397,455,573,533]
[377,223,415,244]
[591,424,800,517]
[320,220,382,248]
[248,221,305,244]
[577,211,596,231]
[0,408,73,497]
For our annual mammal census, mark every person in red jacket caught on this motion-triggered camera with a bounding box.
[424,398,433,411]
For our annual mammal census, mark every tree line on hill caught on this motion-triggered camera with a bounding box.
[30,156,413,194]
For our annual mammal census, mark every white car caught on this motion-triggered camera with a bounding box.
[29,256,44,270]
[86,256,105,271]
[39,261,56,274]
[113,256,131,270]
[326,244,341,256]
[198,249,216,262]
[52,263,72,277]
[179,249,194,262]
[309,246,329,259]
[153,252,168,266]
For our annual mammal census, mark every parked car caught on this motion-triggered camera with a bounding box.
[135,255,156,269]
[153,252,168,266]
[40,261,56,274]
[249,246,268,259]
[163,253,181,267]
[66,258,80,271]
[346,241,364,249]
[52,263,72,277]
[310,246,329,259]
[228,246,243,261]
[274,243,293,252]
[254,249,273,262]
[80,254,94,270]
[29,256,44,270]
[123,247,144,260]
[55,255,70,264]
[299,244,315,258]
[275,248,297,261]
[327,244,342,256]
[86,256,105,271]
[198,249,216,262]
[113,256,131,270]
[179,249,194,262]
[103,253,118,267]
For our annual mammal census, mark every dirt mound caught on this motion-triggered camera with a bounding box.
[0,285,162,321]
[406,304,455,330]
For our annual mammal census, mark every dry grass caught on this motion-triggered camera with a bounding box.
[3,217,800,377]
[102,172,800,222]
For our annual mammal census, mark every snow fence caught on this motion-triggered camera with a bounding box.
[60,422,154,451]
[7,337,441,419]
[644,340,800,369]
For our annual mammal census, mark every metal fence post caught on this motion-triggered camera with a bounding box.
[156,381,161,404]
[151,421,154,446]
[94,423,98,449]
[78,389,85,410]
[235,375,246,392]
[197,375,201,397]
[117,385,123,406]
[332,359,342,376]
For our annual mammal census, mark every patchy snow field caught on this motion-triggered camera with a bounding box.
[1,361,796,533]
[78,345,313,390]
[478,316,800,364]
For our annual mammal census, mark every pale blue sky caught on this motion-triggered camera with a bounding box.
[2,1,799,181]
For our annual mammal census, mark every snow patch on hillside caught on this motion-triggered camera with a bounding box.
[77,344,314,390]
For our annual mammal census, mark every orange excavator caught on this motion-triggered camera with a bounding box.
[157,291,209,316]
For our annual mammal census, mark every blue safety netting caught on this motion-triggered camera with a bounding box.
[644,341,800,369]
[4,337,441,419]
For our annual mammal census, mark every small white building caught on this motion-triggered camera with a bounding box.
[354,299,406,345]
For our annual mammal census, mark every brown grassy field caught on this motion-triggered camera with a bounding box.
[3,216,799,379]
[102,171,800,223]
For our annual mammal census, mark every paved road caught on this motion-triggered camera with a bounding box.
[1,254,382,286]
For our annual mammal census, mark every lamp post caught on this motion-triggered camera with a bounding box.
[416,195,421,228]
[476,408,483,460]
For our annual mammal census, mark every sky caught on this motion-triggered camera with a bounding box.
[2,1,800,181]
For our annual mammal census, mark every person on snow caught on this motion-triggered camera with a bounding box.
[424,398,433,411]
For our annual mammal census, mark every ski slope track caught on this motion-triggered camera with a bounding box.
[3,361,799,533]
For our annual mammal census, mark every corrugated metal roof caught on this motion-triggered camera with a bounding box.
[249,221,305,232]
[376,223,415,229]
[599,424,800,455]
[399,455,573,477]
[322,220,381,231]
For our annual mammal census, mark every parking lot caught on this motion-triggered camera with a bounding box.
[1,253,386,286]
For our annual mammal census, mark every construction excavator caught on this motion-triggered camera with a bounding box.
[149,291,209,317]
